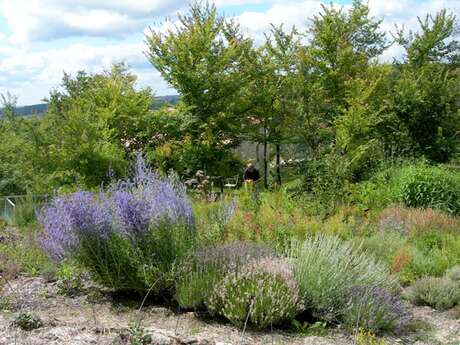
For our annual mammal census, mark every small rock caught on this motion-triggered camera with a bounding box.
[151,331,172,345]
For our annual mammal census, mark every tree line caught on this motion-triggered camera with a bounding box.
[1,1,459,195]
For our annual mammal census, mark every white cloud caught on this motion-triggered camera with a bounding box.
[0,0,459,105]
[0,0,189,44]
[237,1,323,39]
[0,42,172,105]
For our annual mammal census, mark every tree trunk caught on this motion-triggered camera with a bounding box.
[276,143,281,186]
[263,127,268,189]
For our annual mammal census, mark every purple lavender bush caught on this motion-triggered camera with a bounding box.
[341,284,412,334]
[38,154,195,293]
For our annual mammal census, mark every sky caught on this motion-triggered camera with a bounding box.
[0,0,458,105]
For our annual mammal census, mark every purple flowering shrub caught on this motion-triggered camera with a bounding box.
[38,154,195,293]
[341,285,412,334]
[175,241,276,309]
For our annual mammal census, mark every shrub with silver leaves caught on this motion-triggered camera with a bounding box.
[290,235,393,321]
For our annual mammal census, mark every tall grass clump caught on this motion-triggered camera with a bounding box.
[14,195,41,227]
[289,235,394,322]
[38,154,195,294]
[396,163,460,215]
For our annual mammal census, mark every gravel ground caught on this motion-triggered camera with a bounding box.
[0,277,459,345]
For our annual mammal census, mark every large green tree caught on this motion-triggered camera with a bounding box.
[390,10,460,162]
[38,64,153,191]
[301,0,387,126]
[245,26,300,187]
[0,94,39,194]
[296,0,388,186]
[145,3,252,176]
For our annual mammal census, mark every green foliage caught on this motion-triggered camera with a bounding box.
[335,68,396,182]
[391,10,460,162]
[245,26,300,186]
[39,64,152,190]
[76,222,194,294]
[301,153,351,213]
[0,95,41,195]
[56,262,84,296]
[145,108,245,177]
[13,313,43,331]
[408,277,460,310]
[1,64,153,194]
[0,234,55,278]
[146,3,252,177]
[360,231,407,267]
[394,164,460,215]
[397,246,451,285]
[289,235,392,321]
[291,320,329,336]
[125,324,152,345]
[396,10,459,67]
[305,0,387,117]
[207,258,302,329]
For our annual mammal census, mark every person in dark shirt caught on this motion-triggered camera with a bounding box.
[244,163,260,182]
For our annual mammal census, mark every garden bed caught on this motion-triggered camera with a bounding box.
[1,276,459,345]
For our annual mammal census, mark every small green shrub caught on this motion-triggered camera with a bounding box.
[291,320,329,336]
[289,235,392,321]
[207,258,303,329]
[125,323,152,345]
[13,313,43,330]
[397,234,460,284]
[398,247,451,285]
[56,262,84,296]
[341,285,411,334]
[0,299,10,312]
[408,277,460,310]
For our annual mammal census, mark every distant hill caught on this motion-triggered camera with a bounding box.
[151,95,180,109]
[0,103,48,117]
[0,95,180,117]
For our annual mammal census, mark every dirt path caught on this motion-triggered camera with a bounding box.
[0,277,458,345]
